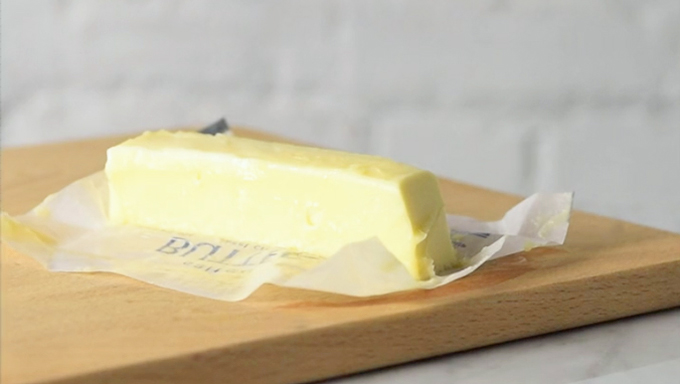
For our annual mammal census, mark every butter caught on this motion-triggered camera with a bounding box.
[105,131,458,280]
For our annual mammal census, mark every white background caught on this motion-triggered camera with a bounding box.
[2,1,679,233]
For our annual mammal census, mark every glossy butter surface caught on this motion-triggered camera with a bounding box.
[105,131,458,280]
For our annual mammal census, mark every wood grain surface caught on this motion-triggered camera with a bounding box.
[2,128,680,384]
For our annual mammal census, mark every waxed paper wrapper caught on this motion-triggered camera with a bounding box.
[1,172,573,301]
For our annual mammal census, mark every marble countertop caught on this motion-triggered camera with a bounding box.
[328,307,680,384]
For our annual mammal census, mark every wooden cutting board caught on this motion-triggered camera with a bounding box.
[2,128,680,384]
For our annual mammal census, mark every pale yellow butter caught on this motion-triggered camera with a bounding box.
[105,131,458,280]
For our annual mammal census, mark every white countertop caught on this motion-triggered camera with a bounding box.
[328,308,680,384]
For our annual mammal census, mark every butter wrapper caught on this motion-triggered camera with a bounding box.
[1,172,573,301]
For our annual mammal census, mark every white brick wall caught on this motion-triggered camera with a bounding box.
[2,0,679,232]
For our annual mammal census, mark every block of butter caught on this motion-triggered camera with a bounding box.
[105,131,458,280]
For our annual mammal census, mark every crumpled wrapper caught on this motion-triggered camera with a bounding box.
[1,172,573,301]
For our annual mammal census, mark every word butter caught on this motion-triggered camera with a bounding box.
[105,131,459,280]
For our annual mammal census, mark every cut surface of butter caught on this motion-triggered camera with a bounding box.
[105,131,458,280]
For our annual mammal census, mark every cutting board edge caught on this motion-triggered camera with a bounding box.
[32,256,680,384]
